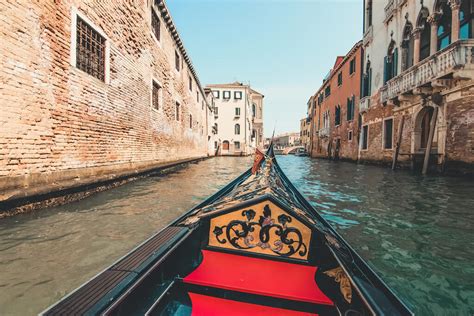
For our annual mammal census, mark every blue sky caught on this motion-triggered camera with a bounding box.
[167,0,363,136]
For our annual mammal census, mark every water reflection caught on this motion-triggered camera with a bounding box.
[0,155,473,315]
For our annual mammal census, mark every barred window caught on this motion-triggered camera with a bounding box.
[76,17,106,81]
[151,9,160,41]
[152,80,161,110]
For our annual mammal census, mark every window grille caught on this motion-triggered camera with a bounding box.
[76,17,106,81]
[151,9,160,41]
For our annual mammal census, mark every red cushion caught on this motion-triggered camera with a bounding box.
[189,293,318,316]
[184,250,333,305]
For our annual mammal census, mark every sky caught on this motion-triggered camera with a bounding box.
[167,0,363,137]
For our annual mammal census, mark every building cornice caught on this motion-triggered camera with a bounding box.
[312,40,363,98]
[156,0,208,105]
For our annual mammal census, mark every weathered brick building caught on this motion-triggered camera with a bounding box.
[310,42,363,161]
[360,0,474,174]
[0,0,209,205]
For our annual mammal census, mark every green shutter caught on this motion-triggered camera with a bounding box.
[368,68,372,95]
[393,48,398,77]
[383,56,388,84]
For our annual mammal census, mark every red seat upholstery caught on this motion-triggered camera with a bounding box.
[184,250,333,305]
[189,293,318,316]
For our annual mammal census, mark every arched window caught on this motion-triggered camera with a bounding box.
[363,59,372,97]
[335,105,341,126]
[401,20,414,71]
[234,124,240,135]
[417,6,431,61]
[460,0,473,39]
[384,40,398,83]
[252,103,256,117]
[436,0,452,50]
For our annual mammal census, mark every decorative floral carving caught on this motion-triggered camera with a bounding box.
[212,204,307,258]
[324,267,352,303]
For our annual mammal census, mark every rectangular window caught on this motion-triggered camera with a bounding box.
[335,105,341,126]
[362,125,368,150]
[175,51,180,71]
[76,17,106,81]
[152,80,161,110]
[189,114,193,128]
[151,9,160,41]
[213,90,220,99]
[223,91,231,99]
[234,91,242,99]
[235,107,241,116]
[337,72,342,86]
[189,75,192,91]
[349,58,356,75]
[175,102,180,121]
[324,85,331,97]
[346,96,355,121]
[384,119,393,149]
[214,141,218,149]
[234,141,240,149]
[348,130,353,141]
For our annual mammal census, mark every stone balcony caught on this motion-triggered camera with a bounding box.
[359,96,371,113]
[363,26,373,46]
[384,0,406,23]
[381,40,474,104]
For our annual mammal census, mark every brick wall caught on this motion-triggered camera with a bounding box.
[311,42,362,161]
[0,0,208,198]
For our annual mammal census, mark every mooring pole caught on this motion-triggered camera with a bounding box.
[392,115,405,170]
[422,106,438,175]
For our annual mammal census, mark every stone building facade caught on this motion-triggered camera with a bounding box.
[0,0,209,203]
[206,82,264,155]
[310,42,363,161]
[250,89,265,149]
[360,0,474,174]
[300,117,311,151]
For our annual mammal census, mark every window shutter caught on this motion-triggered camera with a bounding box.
[352,96,355,119]
[368,68,372,95]
[383,56,388,84]
[393,48,398,77]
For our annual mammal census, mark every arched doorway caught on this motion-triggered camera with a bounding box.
[222,140,230,151]
[419,107,433,149]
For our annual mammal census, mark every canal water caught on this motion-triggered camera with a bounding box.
[0,156,473,315]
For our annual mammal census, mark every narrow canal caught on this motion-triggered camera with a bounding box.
[0,156,473,315]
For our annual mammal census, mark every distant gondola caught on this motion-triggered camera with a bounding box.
[41,145,413,316]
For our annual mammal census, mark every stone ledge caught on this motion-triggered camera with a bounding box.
[0,156,208,217]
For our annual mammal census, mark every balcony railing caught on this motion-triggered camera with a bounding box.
[318,126,330,137]
[359,96,371,113]
[384,0,406,23]
[381,40,474,103]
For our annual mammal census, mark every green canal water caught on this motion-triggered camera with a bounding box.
[0,156,473,315]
